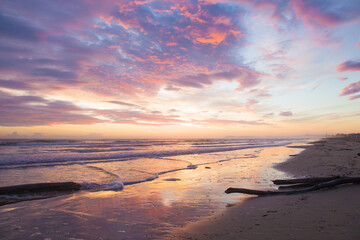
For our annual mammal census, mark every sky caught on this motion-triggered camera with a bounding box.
[0,0,360,139]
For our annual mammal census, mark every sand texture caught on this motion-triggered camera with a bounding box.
[169,136,360,240]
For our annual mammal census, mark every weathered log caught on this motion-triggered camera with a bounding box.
[225,188,282,196]
[272,176,341,185]
[226,177,360,196]
[278,183,315,189]
[313,177,360,188]
[0,182,81,195]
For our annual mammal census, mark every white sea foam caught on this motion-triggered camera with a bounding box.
[103,181,124,191]
[81,180,124,191]
[186,164,198,169]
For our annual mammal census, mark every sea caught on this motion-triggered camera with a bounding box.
[0,138,308,239]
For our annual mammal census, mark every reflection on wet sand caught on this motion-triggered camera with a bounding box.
[0,146,303,239]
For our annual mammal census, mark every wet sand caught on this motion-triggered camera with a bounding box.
[170,136,360,240]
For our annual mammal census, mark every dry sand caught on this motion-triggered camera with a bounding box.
[168,136,360,240]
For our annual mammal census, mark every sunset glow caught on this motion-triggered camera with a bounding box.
[1,0,359,138]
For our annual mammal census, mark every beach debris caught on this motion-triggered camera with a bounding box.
[0,182,82,206]
[0,182,81,195]
[272,176,341,185]
[205,166,211,169]
[225,176,360,196]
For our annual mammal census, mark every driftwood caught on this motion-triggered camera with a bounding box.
[225,177,360,196]
[272,176,341,185]
[0,182,81,195]
[277,183,315,190]
[273,176,342,190]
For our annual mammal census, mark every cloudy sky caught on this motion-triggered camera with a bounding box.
[0,0,359,138]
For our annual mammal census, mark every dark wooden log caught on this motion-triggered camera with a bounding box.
[278,183,315,189]
[0,182,81,195]
[272,176,341,185]
[226,177,360,196]
[225,188,281,196]
[314,177,360,188]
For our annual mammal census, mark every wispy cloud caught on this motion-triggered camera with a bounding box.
[349,94,360,100]
[0,0,260,97]
[336,77,348,81]
[0,79,34,90]
[171,68,262,89]
[339,81,360,98]
[192,118,270,126]
[290,0,360,28]
[107,101,141,108]
[0,12,45,42]
[279,111,293,117]
[337,60,360,72]
[0,91,101,126]
[94,109,183,126]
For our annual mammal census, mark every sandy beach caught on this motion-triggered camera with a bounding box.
[169,135,360,240]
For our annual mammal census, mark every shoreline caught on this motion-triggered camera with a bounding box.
[0,141,296,207]
[0,142,305,239]
[169,136,360,239]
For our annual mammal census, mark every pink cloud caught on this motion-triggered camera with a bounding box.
[0,89,193,127]
[246,99,258,105]
[291,0,338,27]
[349,94,360,100]
[107,101,140,108]
[263,113,274,118]
[339,81,360,97]
[165,85,181,91]
[279,111,293,117]
[0,79,35,90]
[171,68,262,90]
[262,49,287,61]
[250,89,272,97]
[259,92,272,97]
[337,60,360,72]
[0,91,102,126]
[290,0,360,28]
[236,0,360,32]
[336,77,348,81]
[95,109,184,126]
[1,0,260,100]
[193,118,269,126]
[313,33,341,47]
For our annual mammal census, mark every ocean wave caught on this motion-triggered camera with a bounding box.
[0,140,293,168]
[0,143,290,168]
